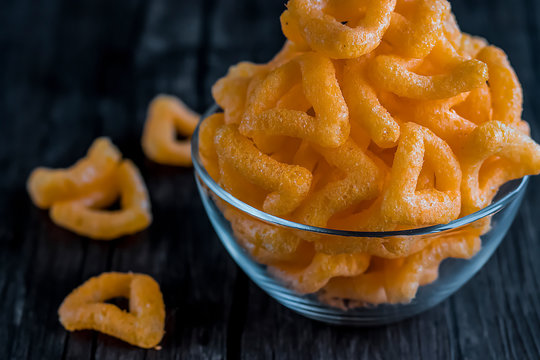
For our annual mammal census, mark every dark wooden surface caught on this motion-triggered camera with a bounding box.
[1,0,540,359]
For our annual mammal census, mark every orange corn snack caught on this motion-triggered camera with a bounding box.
[296,139,384,227]
[27,137,121,209]
[369,55,488,100]
[59,272,165,349]
[381,122,461,225]
[476,46,523,126]
[240,52,350,148]
[342,57,400,148]
[214,124,312,216]
[50,160,152,240]
[459,121,540,215]
[142,95,199,166]
[282,0,397,59]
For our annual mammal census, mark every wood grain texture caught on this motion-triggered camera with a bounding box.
[0,0,539,359]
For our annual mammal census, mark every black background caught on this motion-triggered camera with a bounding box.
[1,0,540,359]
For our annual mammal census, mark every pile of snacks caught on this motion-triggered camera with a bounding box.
[199,0,540,305]
[142,95,200,166]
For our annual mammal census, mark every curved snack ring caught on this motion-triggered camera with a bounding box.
[27,137,121,209]
[342,57,400,148]
[282,0,396,59]
[476,46,523,126]
[214,124,312,216]
[240,52,350,148]
[50,160,152,240]
[322,233,480,304]
[282,0,375,49]
[269,252,370,294]
[369,55,488,100]
[381,123,462,226]
[460,121,540,215]
[384,0,449,58]
[295,139,383,227]
[142,95,200,166]
[58,272,165,349]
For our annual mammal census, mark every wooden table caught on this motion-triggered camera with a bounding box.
[1,0,539,358]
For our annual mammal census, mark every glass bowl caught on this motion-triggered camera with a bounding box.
[191,106,529,326]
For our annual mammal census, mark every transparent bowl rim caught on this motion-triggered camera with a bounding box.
[191,104,529,238]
